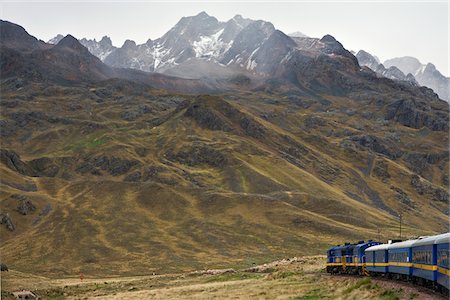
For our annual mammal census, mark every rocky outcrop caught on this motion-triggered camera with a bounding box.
[372,159,390,182]
[240,117,265,138]
[29,157,60,177]
[120,104,152,121]
[184,100,233,131]
[166,143,227,168]
[0,149,36,176]
[0,213,15,231]
[124,171,141,182]
[11,194,36,215]
[350,135,403,160]
[403,151,448,175]
[390,186,415,208]
[76,156,140,176]
[411,174,448,202]
[385,99,448,131]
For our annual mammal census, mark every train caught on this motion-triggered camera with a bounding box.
[326,232,450,293]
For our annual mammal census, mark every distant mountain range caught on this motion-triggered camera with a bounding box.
[46,12,449,102]
[356,50,449,102]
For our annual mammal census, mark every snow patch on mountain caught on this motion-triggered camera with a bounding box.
[192,28,230,59]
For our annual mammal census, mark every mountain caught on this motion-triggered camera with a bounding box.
[45,12,357,81]
[356,50,417,85]
[0,20,49,51]
[47,34,64,45]
[356,51,449,102]
[413,63,450,102]
[355,50,380,70]
[384,56,422,76]
[1,20,220,93]
[384,57,450,102]
[288,31,308,38]
[0,17,448,279]
[79,36,116,60]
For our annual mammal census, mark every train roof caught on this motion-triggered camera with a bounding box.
[354,241,379,249]
[327,245,342,251]
[365,243,389,252]
[434,233,450,245]
[412,233,450,247]
[388,239,419,249]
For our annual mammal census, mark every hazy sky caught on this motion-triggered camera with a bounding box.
[1,1,448,76]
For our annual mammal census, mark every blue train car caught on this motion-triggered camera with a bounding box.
[411,235,438,284]
[366,243,389,275]
[435,233,450,291]
[387,239,416,279]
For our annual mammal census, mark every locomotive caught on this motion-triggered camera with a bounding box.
[326,233,450,293]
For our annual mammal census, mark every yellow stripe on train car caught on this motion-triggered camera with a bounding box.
[437,267,450,276]
[413,264,438,271]
[325,263,343,267]
[372,263,389,267]
[389,262,413,267]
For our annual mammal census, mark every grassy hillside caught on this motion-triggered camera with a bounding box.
[1,256,442,299]
[0,80,447,277]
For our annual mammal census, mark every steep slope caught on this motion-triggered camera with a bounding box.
[1,81,448,276]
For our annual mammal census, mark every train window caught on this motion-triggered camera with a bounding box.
[389,251,408,262]
[375,251,385,262]
[413,250,432,264]
[437,249,449,268]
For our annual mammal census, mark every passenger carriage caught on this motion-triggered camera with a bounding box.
[387,239,416,280]
[411,235,438,286]
[364,243,389,275]
[434,233,449,292]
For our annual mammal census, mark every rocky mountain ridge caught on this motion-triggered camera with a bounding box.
[356,50,449,102]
